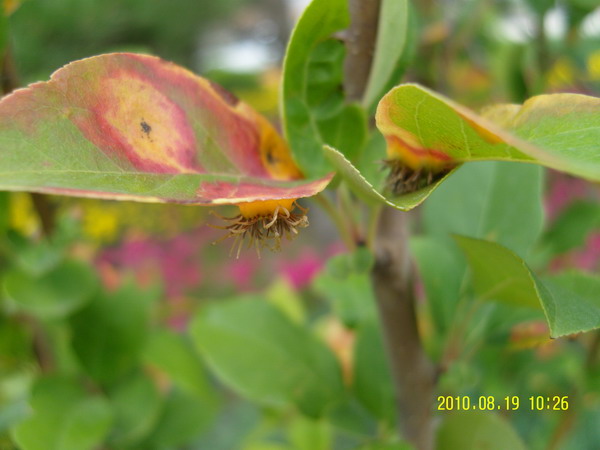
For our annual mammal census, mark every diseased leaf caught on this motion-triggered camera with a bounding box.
[0,53,332,204]
[323,144,457,211]
[455,235,600,337]
[377,84,600,181]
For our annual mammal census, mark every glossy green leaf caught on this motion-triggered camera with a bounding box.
[436,411,526,450]
[281,0,352,177]
[362,0,413,110]
[0,53,332,204]
[70,283,155,384]
[107,371,161,447]
[3,260,96,319]
[323,144,457,211]
[11,376,113,450]
[377,84,600,181]
[190,298,344,417]
[455,235,600,337]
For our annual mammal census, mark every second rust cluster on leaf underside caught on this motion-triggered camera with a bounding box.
[383,159,456,195]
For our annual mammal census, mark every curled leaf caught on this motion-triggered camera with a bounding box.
[376,84,600,181]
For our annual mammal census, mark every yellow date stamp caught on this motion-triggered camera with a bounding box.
[437,395,569,411]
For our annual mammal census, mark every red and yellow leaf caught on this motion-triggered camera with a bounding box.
[0,53,332,205]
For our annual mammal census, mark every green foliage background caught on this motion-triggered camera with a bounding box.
[1,0,600,449]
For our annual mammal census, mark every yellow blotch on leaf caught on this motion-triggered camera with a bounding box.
[102,76,197,173]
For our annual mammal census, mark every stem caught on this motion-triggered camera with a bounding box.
[343,0,381,102]
[313,193,356,251]
[1,45,56,236]
[343,1,434,448]
[371,209,434,449]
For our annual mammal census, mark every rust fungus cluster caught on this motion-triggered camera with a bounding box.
[384,159,455,195]
[213,199,309,258]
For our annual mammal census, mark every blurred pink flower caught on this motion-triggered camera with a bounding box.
[98,230,205,297]
[550,232,600,272]
[228,256,257,290]
[280,249,324,289]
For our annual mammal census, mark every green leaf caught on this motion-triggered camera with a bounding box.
[540,200,600,257]
[138,388,214,449]
[265,278,305,325]
[107,371,162,447]
[0,192,8,233]
[409,237,463,340]
[323,144,457,211]
[4,230,66,277]
[190,298,344,417]
[352,321,395,424]
[318,104,368,164]
[142,328,214,400]
[140,330,217,449]
[3,260,96,319]
[288,416,332,450]
[541,272,600,338]
[377,84,600,181]
[11,376,113,450]
[0,53,332,204]
[436,411,526,450]
[454,235,544,310]
[281,0,350,177]
[455,235,600,337]
[362,0,414,110]
[313,248,377,328]
[70,283,155,385]
[423,161,544,257]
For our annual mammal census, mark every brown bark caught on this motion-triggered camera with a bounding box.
[343,0,381,102]
[371,209,435,449]
[343,1,435,448]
